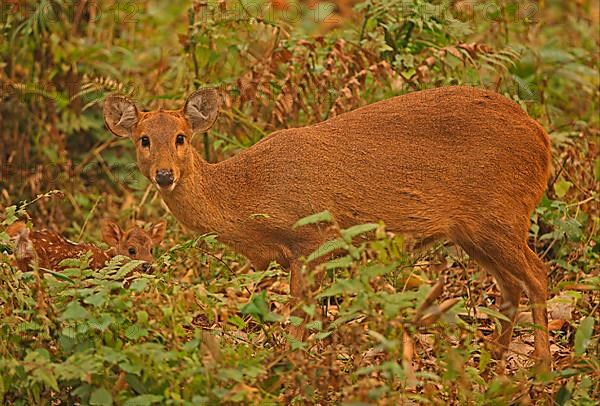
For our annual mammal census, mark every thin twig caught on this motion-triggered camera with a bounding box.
[77,195,102,242]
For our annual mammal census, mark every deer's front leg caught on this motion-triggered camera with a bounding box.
[288,259,307,340]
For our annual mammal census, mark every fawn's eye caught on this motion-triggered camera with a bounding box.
[175,134,185,146]
[128,247,136,256]
[140,136,150,148]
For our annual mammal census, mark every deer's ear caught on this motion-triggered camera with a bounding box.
[149,220,166,245]
[101,220,123,247]
[103,95,140,137]
[183,88,220,133]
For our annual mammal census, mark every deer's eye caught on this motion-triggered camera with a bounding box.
[128,247,137,256]
[175,134,185,146]
[140,136,150,148]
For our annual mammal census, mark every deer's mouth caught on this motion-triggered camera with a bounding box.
[154,178,178,192]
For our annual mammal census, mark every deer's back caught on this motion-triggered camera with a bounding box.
[31,230,109,269]
[229,86,550,227]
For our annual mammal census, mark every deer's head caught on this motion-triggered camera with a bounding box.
[103,89,219,192]
[101,220,167,263]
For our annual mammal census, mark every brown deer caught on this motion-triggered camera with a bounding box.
[103,86,552,370]
[7,220,166,272]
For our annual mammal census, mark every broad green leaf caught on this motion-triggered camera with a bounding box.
[555,385,571,406]
[123,395,164,406]
[130,278,149,292]
[240,291,281,323]
[124,325,149,340]
[554,179,572,198]
[89,314,113,332]
[119,360,142,375]
[574,316,594,356]
[182,338,200,352]
[289,316,303,326]
[60,302,89,320]
[136,311,149,324]
[293,210,333,229]
[84,291,107,307]
[90,387,113,405]
[305,320,322,331]
[1,205,19,225]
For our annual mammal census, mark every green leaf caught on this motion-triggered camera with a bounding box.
[112,259,146,279]
[182,338,200,352]
[90,387,113,405]
[60,302,89,320]
[119,360,142,375]
[89,314,113,332]
[124,325,149,340]
[305,320,322,331]
[323,255,353,270]
[293,211,333,229]
[136,311,148,324]
[32,368,58,391]
[555,385,571,406]
[574,316,594,356]
[227,315,247,329]
[129,278,149,292]
[478,348,492,372]
[314,331,333,340]
[240,291,281,323]
[316,279,363,299]
[84,291,107,307]
[306,238,348,262]
[476,306,511,322]
[44,269,76,283]
[341,223,378,241]
[123,395,164,406]
[553,178,572,198]
[289,316,303,326]
[1,205,19,225]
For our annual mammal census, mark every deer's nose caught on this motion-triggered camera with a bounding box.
[155,169,174,187]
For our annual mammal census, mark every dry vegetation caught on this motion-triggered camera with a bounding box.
[0,0,598,404]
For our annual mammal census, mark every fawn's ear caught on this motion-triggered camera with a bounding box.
[101,220,123,247]
[182,88,220,133]
[103,95,140,137]
[149,220,166,245]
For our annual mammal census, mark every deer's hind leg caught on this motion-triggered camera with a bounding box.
[523,246,550,370]
[450,224,549,370]
[452,237,522,360]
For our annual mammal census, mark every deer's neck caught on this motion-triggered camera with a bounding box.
[160,151,238,239]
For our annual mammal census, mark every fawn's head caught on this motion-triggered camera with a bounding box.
[103,88,219,192]
[101,220,166,263]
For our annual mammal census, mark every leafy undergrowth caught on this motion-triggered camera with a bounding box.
[0,206,598,405]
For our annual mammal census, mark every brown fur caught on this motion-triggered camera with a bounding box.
[7,220,166,271]
[104,86,552,369]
